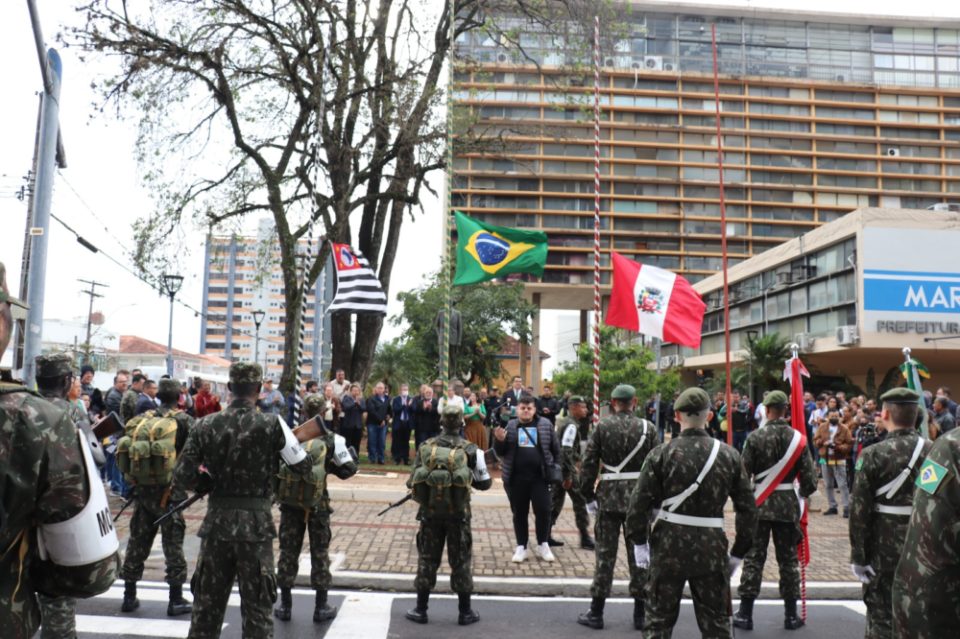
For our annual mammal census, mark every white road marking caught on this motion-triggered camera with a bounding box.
[325,592,395,639]
[76,615,196,637]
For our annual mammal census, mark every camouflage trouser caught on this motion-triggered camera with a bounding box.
[645,568,730,638]
[188,537,276,639]
[591,510,645,599]
[864,570,895,639]
[37,594,76,639]
[550,474,591,536]
[738,519,800,600]
[119,488,187,585]
[276,505,332,591]
[414,517,473,594]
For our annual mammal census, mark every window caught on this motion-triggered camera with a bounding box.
[752,170,812,185]
[817,123,874,136]
[818,175,877,188]
[815,90,874,103]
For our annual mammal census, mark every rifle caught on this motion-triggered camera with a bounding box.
[153,492,206,527]
[113,494,136,522]
[377,493,413,517]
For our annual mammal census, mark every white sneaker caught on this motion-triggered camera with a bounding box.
[537,542,556,562]
[511,545,527,563]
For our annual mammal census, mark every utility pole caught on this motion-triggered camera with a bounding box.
[78,279,108,365]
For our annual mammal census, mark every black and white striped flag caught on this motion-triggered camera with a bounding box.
[327,242,388,315]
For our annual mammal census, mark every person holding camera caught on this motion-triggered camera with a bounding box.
[493,394,561,564]
[814,409,853,517]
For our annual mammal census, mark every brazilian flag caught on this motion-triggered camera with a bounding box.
[453,211,548,286]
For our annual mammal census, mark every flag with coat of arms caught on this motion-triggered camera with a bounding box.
[453,211,548,286]
[327,242,388,315]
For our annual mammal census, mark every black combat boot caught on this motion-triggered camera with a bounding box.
[577,597,604,630]
[274,587,292,621]
[167,583,192,616]
[580,532,596,550]
[405,590,429,624]
[784,599,805,630]
[457,593,480,626]
[313,590,338,622]
[120,581,139,613]
[633,598,645,631]
[732,597,754,630]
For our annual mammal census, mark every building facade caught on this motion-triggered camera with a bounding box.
[200,219,334,381]
[452,1,960,310]
[668,208,960,393]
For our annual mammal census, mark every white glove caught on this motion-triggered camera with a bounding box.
[727,555,743,578]
[586,501,598,516]
[633,543,651,569]
[851,564,876,584]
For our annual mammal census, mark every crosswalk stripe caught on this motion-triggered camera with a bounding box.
[76,615,196,637]
[325,592,394,639]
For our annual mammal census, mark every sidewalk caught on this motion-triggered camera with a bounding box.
[111,470,859,599]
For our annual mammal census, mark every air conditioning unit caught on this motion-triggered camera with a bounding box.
[886,148,900,157]
[604,57,616,67]
[836,325,859,346]
[795,333,815,352]
[643,56,663,71]
[928,203,960,212]
[777,271,794,285]
[497,53,509,63]
[835,74,846,82]
[663,62,677,72]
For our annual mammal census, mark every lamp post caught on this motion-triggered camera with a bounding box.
[746,329,759,404]
[252,310,265,371]
[161,274,184,377]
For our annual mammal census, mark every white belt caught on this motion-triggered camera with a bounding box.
[651,509,724,529]
[599,472,641,481]
[875,504,912,516]
[774,484,795,491]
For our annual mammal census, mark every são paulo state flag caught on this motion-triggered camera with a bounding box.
[605,252,706,348]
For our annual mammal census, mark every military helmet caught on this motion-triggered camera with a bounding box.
[35,352,74,378]
[611,384,636,400]
[303,393,327,419]
[441,403,464,433]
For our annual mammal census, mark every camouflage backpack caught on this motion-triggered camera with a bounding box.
[275,438,328,510]
[116,410,179,485]
[410,442,472,517]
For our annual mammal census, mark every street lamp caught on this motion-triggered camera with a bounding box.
[746,329,759,403]
[252,310,266,371]
[161,274,184,377]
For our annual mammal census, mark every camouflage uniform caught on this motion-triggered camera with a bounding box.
[0,383,119,639]
[850,423,931,639]
[171,362,313,639]
[120,388,138,424]
[892,427,960,638]
[627,388,758,638]
[550,412,592,543]
[737,414,818,608]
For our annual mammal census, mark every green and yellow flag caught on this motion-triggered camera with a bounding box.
[453,211,548,286]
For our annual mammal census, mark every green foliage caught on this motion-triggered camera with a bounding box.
[742,333,793,395]
[550,326,681,402]
[388,273,536,386]
[367,339,432,394]
[877,366,904,399]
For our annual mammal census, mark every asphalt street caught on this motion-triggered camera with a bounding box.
[75,580,868,638]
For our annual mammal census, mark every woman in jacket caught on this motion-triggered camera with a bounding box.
[813,410,853,517]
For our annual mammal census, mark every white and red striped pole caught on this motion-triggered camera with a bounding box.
[592,15,601,427]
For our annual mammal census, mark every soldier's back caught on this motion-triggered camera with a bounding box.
[742,420,815,521]
[587,412,655,511]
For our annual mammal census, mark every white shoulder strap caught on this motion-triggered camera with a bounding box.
[753,429,803,499]
[662,439,721,512]
[601,420,649,474]
[875,437,925,500]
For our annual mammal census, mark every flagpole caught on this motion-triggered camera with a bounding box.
[902,347,931,439]
[787,342,808,623]
[440,0,456,392]
[711,24,733,447]
[591,15,602,428]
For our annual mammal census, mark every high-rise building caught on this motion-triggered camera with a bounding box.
[200,219,334,381]
[452,1,960,306]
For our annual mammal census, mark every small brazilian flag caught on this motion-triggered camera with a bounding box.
[916,458,949,495]
[453,211,548,286]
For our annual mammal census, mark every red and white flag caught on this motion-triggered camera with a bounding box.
[784,354,812,569]
[605,252,706,348]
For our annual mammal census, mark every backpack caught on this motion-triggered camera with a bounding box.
[116,410,180,485]
[410,442,472,517]
[275,438,328,510]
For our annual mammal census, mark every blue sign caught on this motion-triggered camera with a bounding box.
[864,269,960,314]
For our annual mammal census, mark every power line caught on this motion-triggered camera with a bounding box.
[56,169,134,254]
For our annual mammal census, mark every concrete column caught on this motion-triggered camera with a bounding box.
[531,293,542,394]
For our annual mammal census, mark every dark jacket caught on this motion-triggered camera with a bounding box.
[340,394,366,432]
[412,395,440,437]
[366,394,390,426]
[493,416,560,487]
[135,393,156,416]
[104,386,123,418]
[391,394,414,423]
[538,395,560,425]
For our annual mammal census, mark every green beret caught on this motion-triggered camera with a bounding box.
[674,387,710,414]
[568,395,587,405]
[611,384,636,400]
[158,378,181,395]
[880,387,921,404]
[464,405,484,421]
[229,361,262,384]
[303,393,326,417]
[35,352,74,378]
[763,390,789,407]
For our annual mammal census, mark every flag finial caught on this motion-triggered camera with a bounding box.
[789,342,799,359]
[902,346,912,358]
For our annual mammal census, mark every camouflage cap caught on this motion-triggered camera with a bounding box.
[568,395,587,405]
[303,393,327,417]
[674,387,711,414]
[880,387,921,404]
[762,390,789,407]
[158,378,181,396]
[229,361,263,384]
[611,384,636,400]
[35,352,74,378]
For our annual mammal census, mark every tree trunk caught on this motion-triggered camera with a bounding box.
[330,313,353,381]
[279,239,304,395]
[350,313,383,386]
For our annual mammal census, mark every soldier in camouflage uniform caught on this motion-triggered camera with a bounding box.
[578,384,657,631]
[120,374,143,424]
[0,265,119,639]
[171,362,313,639]
[848,387,930,639]
[119,378,193,617]
[734,390,817,631]
[627,387,758,638]
[892,411,960,637]
[405,404,492,626]
[274,393,358,624]
[550,395,595,550]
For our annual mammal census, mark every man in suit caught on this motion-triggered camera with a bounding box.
[366,382,390,465]
[391,384,415,464]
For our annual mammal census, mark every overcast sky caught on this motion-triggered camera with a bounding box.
[2,0,958,375]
